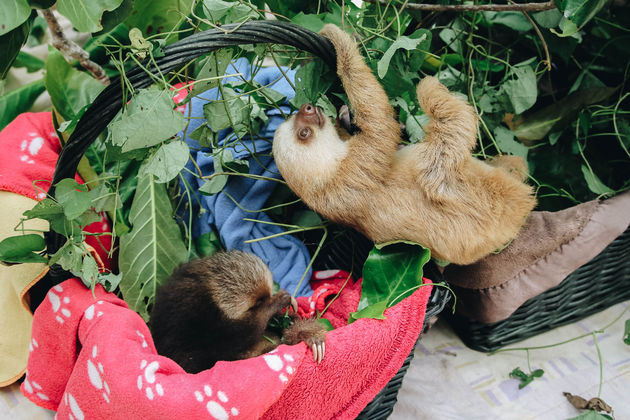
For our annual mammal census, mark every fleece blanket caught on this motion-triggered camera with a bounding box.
[22,271,432,419]
[181,59,314,296]
[0,112,112,387]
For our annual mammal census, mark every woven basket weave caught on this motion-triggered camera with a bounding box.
[447,225,630,353]
[43,21,449,419]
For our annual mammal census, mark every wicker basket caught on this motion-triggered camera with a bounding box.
[447,225,630,353]
[42,21,450,419]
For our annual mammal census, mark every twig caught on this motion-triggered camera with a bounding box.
[512,1,552,71]
[41,9,110,86]
[363,0,557,12]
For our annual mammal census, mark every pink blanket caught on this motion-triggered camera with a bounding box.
[23,270,432,419]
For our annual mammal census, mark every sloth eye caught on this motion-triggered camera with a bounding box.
[251,297,265,309]
[297,127,312,140]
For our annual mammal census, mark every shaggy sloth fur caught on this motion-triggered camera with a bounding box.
[272,24,536,265]
[150,251,326,373]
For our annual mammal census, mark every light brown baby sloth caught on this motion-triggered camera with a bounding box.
[273,24,536,265]
[150,250,326,373]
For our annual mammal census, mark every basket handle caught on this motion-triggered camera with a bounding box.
[44,21,336,270]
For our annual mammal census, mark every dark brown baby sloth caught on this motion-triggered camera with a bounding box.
[150,250,326,373]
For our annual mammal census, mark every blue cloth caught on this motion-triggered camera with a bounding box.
[180,58,313,296]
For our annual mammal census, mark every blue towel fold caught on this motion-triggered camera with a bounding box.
[180,58,313,296]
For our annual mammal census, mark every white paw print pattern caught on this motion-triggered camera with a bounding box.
[48,285,72,324]
[28,337,39,353]
[19,134,44,165]
[84,301,105,321]
[23,371,50,402]
[60,392,85,420]
[194,385,239,420]
[136,330,149,348]
[87,345,111,403]
[137,360,164,400]
[262,350,297,384]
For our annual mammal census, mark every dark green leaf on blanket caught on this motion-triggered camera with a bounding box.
[109,86,187,152]
[188,123,215,148]
[510,367,544,389]
[349,241,430,322]
[199,175,228,196]
[119,173,188,320]
[623,320,630,345]
[0,234,46,264]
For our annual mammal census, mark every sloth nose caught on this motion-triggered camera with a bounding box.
[301,103,316,115]
[297,103,322,127]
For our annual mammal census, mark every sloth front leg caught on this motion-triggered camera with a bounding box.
[319,24,400,148]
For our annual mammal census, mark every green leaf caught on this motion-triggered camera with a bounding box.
[28,0,57,9]
[199,175,228,196]
[557,0,608,28]
[350,241,430,322]
[52,243,84,272]
[317,318,334,331]
[0,13,34,80]
[509,366,544,389]
[292,210,322,228]
[95,0,134,35]
[44,48,105,121]
[14,51,45,72]
[581,165,614,197]
[378,31,428,79]
[201,0,234,21]
[0,79,45,131]
[188,123,214,148]
[56,0,124,33]
[511,87,617,142]
[503,66,538,115]
[291,13,325,32]
[109,86,187,152]
[567,411,614,420]
[494,126,528,160]
[54,179,92,220]
[89,183,123,213]
[550,17,580,38]
[0,234,46,264]
[0,0,31,36]
[119,174,188,320]
[203,87,249,135]
[73,254,100,289]
[482,11,532,32]
[140,141,190,183]
[194,230,222,257]
[23,198,64,219]
[532,8,563,28]
[125,0,194,38]
[623,320,630,345]
[190,49,232,98]
[290,60,334,109]
[100,272,123,292]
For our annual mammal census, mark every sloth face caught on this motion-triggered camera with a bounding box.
[273,104,349,190]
